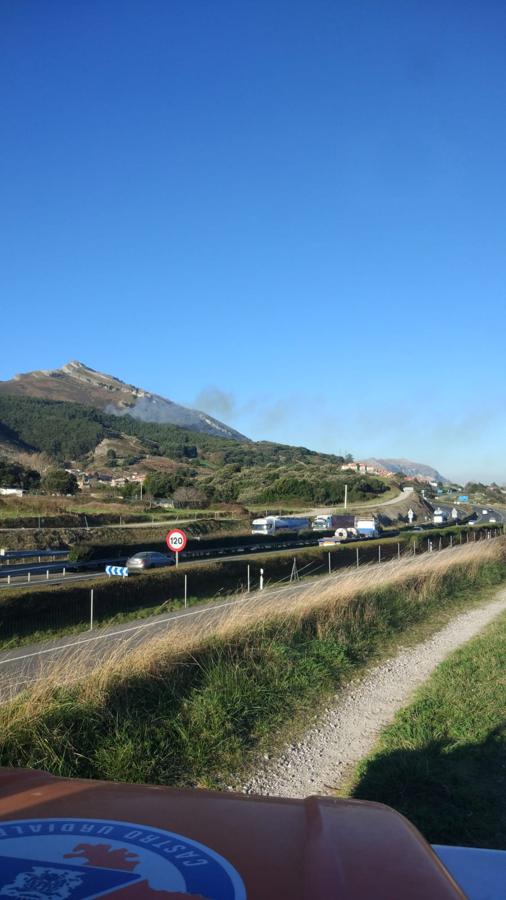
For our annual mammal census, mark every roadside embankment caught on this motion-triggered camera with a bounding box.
[0,526,498,646]
[1,539,505,790]
[0,516,247,551]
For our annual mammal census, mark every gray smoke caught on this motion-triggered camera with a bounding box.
[193,387,237,420]
[106,396,179,425]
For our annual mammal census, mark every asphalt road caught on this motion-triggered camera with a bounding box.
[429,500,506,525]
[0,539,319,590]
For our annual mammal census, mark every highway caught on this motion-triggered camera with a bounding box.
[428,499,506,526]
[0,537,320,590]
[1,506,503,592]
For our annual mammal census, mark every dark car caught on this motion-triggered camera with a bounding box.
[126,551,175,572]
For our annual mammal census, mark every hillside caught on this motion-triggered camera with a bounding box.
[0,395,389,505]
[0,360,248,441]
[365,457,448,483]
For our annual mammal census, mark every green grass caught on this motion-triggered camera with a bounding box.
[1,542,505,793]
[349,611,506,849]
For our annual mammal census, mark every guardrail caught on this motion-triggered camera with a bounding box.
[0,549,69,563]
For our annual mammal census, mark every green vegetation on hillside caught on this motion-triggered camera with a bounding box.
[0,395,390,504]
[350,610,506,849]
[0,458,40,490]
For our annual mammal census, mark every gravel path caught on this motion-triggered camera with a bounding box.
[242,589,506,798]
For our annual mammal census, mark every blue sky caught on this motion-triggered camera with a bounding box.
[1,1,505,483]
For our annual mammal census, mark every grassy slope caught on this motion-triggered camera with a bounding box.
[349,611,506,849]
[1,541,505,793]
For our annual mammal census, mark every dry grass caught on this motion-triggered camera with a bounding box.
[3,539,503,720]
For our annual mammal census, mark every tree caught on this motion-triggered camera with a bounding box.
[0,458,40,490]
[42,469,79,495]
[172,486,208,508]
[143,472,179,498]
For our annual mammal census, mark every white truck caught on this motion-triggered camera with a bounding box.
[251,516,311,536]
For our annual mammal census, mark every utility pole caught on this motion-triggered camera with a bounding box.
[344,484,348,510]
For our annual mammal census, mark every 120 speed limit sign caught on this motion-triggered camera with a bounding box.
[166,528,188,553]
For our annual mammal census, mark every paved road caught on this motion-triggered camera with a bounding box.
[0,539,319,591]
[429,500,506,525]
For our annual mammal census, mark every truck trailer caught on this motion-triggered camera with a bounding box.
[318,516,379,546]
[251,515,311,536]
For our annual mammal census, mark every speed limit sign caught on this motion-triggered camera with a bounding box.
[166,529,188,558]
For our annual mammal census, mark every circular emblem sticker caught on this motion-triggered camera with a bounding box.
[0,818,246,899]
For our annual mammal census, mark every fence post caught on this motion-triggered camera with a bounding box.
[247,565,250,593]
[90,589,94,630]
[450,535,453,548]
[260,568,264,591]
[184,574,187,608]
[397,542,401,559]
[63,567,66,577]
[378,545,381,563]
[356,547,359,568]
[328,552,331,574]
[439,537,442,551]
[27,571,30,583]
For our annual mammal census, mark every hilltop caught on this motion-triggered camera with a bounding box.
[0,361,248,441]
[365,457,449,483]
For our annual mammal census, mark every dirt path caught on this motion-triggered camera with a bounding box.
[242,589,506,798]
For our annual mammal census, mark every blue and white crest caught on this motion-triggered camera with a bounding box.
[0,818,246,899]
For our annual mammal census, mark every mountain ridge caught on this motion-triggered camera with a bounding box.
[365,457,449,483]
[0,361,249,442]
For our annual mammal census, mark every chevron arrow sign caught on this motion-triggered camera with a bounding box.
[105,565,129,577]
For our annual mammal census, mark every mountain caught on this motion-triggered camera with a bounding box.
[365,457,449,483]
[0,361,249,442]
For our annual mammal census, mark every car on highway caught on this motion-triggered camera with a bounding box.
[126,551,175,571]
